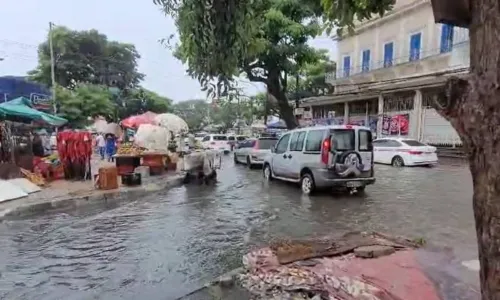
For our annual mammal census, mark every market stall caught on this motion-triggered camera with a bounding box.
[0,97,68,183]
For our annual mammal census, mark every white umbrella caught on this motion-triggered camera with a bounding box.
[154,113,189,135]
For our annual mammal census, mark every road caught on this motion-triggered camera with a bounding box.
[0,156,476,300]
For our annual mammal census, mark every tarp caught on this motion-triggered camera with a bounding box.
[0,96,67,126]
[134,124,171,153]
[121,111,157,128]
[266,119,287,129]
[154,113,189,135]
[0,180,28,203]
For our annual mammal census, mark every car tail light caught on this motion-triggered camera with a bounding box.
[210,142,216,145]
[253,140,260,150]
[321,137,331,165]
[408,150,422,155]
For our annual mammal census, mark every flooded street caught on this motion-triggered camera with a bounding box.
[0,157,476,300]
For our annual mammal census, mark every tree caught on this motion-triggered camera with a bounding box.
[156,0,325,129]
[56,84,116,127]
[156,0,500,297]
[29,26,144,90]
[287,50,336,100]
[117,88,173,119]
[171,99,210,131]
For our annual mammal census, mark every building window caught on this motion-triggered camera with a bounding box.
[440,24,454,53]
[383,42,394,67]
[361,49,370,72]
[409,33,421,61]
[342,55,351,77]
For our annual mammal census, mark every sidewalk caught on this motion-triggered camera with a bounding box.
[0,158,185,219]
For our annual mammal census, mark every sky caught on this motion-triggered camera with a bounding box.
[0,0,336,102]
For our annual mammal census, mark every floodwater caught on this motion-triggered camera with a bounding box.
[0,157,477,300]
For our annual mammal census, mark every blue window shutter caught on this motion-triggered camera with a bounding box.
[384,43,393,67]
[362,50,370,72]
[440,24,454,53]
[410,33,421,61]
[343,56,351,77]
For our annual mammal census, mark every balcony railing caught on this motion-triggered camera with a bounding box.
[327,28,469,82]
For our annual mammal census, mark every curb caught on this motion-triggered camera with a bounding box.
[0,174,185,220]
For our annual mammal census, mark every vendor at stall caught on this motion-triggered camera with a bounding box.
[32,132,45,157]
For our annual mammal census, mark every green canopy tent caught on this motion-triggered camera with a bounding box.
[0,97,68,126]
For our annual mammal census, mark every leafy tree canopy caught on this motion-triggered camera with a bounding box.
[287,49,336,100]
[117,88,173,120]
[56,84,116,127]
[155,0,328,128]
[29,26,144,90]
[171,99,211,131]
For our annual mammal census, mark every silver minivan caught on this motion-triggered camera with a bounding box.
[262,125,376,195]
[234,137,278,168]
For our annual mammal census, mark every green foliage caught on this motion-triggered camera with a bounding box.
[29,26,144,90]
[155,0,327,128]
[172,99,211,131]
[288,50,336,99]
[321,0,395,36]
[56,84,116,127]
[117,88,173,119]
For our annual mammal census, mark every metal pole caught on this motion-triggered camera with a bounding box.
[49,22,57,115]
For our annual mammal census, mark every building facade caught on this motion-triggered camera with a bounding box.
[299,0,469,146]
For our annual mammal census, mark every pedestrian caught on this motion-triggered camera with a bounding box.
[105,134,116,162]
[95,133,106,160]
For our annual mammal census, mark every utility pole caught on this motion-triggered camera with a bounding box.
[49,22,57,115]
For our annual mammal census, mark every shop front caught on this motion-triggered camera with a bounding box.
[379,91,416,139]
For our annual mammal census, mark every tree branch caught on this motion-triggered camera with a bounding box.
[245,68,267,83]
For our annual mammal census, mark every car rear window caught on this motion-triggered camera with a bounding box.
[402,140,425,146]
[213,135,227,141]
[258,138,278,149]
[359,130,373,151]
[237,136,247,141]
[332,129,355,151]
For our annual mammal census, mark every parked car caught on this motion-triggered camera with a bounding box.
[228,135,248,150]
[201,134,231,154]
[263,125,375,195]
[372,137,438,167]
[234,137,278,168]
[194,132,207,142]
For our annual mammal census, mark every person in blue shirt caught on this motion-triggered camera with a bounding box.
[105,134,116,162]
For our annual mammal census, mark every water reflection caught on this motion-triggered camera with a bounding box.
[0,157,476,299]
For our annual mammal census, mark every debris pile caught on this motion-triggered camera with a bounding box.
[237,232,440,300]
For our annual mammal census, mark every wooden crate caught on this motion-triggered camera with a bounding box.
[98,166,118,190]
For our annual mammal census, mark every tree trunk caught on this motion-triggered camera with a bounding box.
[436,1,500,298]
[267,69,298,129]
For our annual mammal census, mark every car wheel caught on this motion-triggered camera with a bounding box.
[247,157,254,169]
[348,185,366,194]
[300,173,315,195]
[263,164,273,181]
[233,154,238,164]
[392,156,404,167]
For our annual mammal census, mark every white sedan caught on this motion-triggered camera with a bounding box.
[373,138,438,167]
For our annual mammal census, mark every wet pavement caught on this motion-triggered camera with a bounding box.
[0,156,476,300]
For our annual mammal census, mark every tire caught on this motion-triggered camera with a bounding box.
[247,157,254,169]
[348,185,366,194]
[233,154,238,164]
[263,164,273,181]
[391,156,405,167]
[300,172,315,195]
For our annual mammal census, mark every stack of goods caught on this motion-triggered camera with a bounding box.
[41,153,64,180]
[20,168,45,186]
[116,143,144,156]
[115,142,143,175]
[57,131,93,180]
